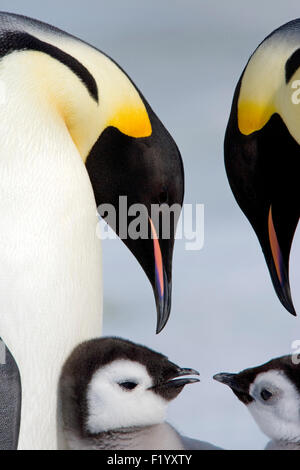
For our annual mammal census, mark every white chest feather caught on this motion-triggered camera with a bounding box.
[0,53,103,449]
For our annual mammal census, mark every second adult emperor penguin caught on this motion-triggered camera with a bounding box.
[0,13,184,449]
[59,337,220,450]
[224,19,300,316]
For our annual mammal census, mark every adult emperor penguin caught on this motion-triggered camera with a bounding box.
[224,19,300,316]
[0,13,184,449]
[214,355,300,450]
[59,337,220,450]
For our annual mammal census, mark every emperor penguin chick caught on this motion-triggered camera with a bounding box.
[214,355,300,450]
[59,337,219,450]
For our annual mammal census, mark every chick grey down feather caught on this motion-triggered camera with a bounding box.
[59,337,222,451]
[265,440,300,450]
[64,422,222,450]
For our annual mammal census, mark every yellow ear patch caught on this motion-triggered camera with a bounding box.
[22,29,153,151]
[236,38,290,136]
[108,103,152,138]
[238,100,275,135]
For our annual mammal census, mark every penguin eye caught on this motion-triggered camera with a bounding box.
[261,389,273,401]
[119,381,138,391]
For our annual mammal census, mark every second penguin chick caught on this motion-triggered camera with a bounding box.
[59,337,219,450]
[214,355,300,450]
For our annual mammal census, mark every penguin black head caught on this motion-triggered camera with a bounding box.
[214,355,300,442]
[87,103,184,333]
[0,16,184,334]
[59,337,199,436]
[224,19,300,316]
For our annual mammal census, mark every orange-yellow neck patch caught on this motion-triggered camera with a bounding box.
[108,103,152,138]
[268,206,284,285]
[237,100,275,135]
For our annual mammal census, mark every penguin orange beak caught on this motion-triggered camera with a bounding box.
[267,206,297,316]
[149,218,172,334]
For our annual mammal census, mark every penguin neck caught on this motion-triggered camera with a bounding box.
[66,423,184,451]
[0,60,103,449]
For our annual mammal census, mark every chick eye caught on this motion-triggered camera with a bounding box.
[261,389,273,401]
[119,381,138,390]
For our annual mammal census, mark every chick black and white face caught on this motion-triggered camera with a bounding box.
[215,359,300,444]
[247,371,300,443]
[85,359,168,434]
[59,337,199,437]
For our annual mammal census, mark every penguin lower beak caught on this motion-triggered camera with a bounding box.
[238,204,298,317]
[162,367,200,389]
[149,218,172,334]
[154,268,171,335]
[106,213,175,334]
[152,365,199,400]
[265,206,297,316]
[165,367,200,387]
[213,373,244,393]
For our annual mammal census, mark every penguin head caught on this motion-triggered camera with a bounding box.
[214,355,300,442]
[86,105,184,333]
[224,19,300,317]
[2,20,184,334]
[59,337,199,436]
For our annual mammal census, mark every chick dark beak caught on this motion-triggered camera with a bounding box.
[213,373,244,393]
[165,369,200,388]
[164,367,200,388]
[151,365,199,401]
